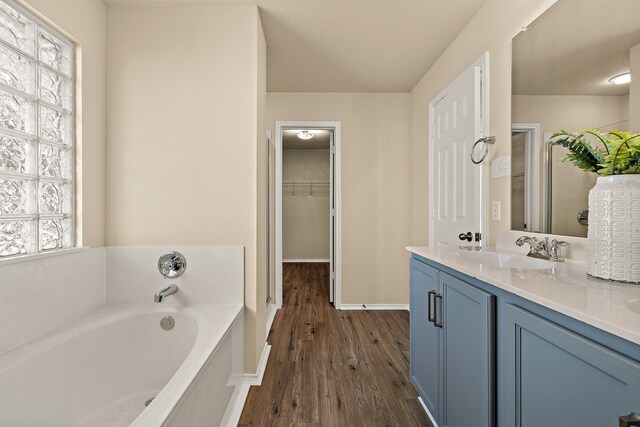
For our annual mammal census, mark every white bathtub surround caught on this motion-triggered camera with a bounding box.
[154,307,244,427]
[0,304,243,427]
[0,245,254,426]
[587,175,640,283]
[219,341,272,426]
[221,383,252,427]
[0,248,105,354]
[104,246,251,426]
[106,246,244,305]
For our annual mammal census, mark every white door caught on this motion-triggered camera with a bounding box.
[329,130,336,303]
[430,59,485,246]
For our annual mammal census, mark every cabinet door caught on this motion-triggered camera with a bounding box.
[440,272,495,427]
[410,258,441,424]
[504,304,640,427]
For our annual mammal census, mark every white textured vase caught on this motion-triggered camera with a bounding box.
[587,175,640,283]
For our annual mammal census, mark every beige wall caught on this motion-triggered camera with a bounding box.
[268,93,412,305]
[513,95,629,132]
[21,0,106,248]
[106,4,266,372]
[410,0,557,246]
[255,10,268,360]
[513,94,628,237]
[631,44,640,131]
[623,94,631,126]
[283,149,330,260]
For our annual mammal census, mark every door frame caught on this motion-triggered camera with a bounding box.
[428,52,489,246]
[511,123,548,233]
[274,120,342,309]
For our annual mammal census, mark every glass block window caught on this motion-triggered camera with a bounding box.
[0,0,74,258]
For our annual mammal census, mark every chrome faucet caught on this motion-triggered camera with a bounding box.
[154,284,178,302]
[515,236,543,253]
[548,239,569,262]
[516,236,569,262]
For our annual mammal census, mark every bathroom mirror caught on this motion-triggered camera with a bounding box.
[511,0,640,237]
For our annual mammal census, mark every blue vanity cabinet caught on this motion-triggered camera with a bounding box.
[410,252,640,427]
[504,304,640,427]
[440,272,495,427]
[410,259,496,427]
[410,258,442,424]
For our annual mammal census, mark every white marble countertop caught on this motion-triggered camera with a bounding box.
[407,244,640,346]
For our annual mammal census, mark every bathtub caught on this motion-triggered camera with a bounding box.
[0,304,244,427]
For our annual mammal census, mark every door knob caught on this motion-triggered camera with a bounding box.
[620,413,640,427]
[458,232,473,242]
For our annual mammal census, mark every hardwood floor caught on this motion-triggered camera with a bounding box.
[238,262,431,426]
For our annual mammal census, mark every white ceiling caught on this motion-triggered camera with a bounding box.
[283,129,331,149]
[512,0,640,96]
[103,0,487,92]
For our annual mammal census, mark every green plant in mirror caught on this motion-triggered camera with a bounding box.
[549,129,640,175]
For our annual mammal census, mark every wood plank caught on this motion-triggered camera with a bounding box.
[238,262,431,426]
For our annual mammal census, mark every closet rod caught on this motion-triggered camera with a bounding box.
[282,180,329,185]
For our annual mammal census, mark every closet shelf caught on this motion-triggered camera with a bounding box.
[283,180,329,197]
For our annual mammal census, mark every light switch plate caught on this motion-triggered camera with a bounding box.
[492,201,501,220]
[492,156,511,178]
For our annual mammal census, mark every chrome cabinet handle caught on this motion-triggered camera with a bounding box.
[427,290,436,324]
[434,293,443,328]
[459,232,473,242]
[620,413,640,427]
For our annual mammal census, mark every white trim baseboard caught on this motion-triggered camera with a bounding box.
[340,304,410,311]
[282,258,330,263]
[221,342,272,426]
[244,343,272,385]
[418,397,439,427]
[265,303,277,337]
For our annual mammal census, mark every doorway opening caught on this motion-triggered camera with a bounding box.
[274,121,341,309]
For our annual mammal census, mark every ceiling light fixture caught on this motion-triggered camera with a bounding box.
[609,72,631,85]
[297,130,314,140]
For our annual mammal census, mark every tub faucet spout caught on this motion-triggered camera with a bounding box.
[154,284,178,303]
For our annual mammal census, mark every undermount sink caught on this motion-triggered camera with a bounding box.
[455,251,555,270]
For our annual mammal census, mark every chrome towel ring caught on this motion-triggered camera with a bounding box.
[470,136,496,164]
